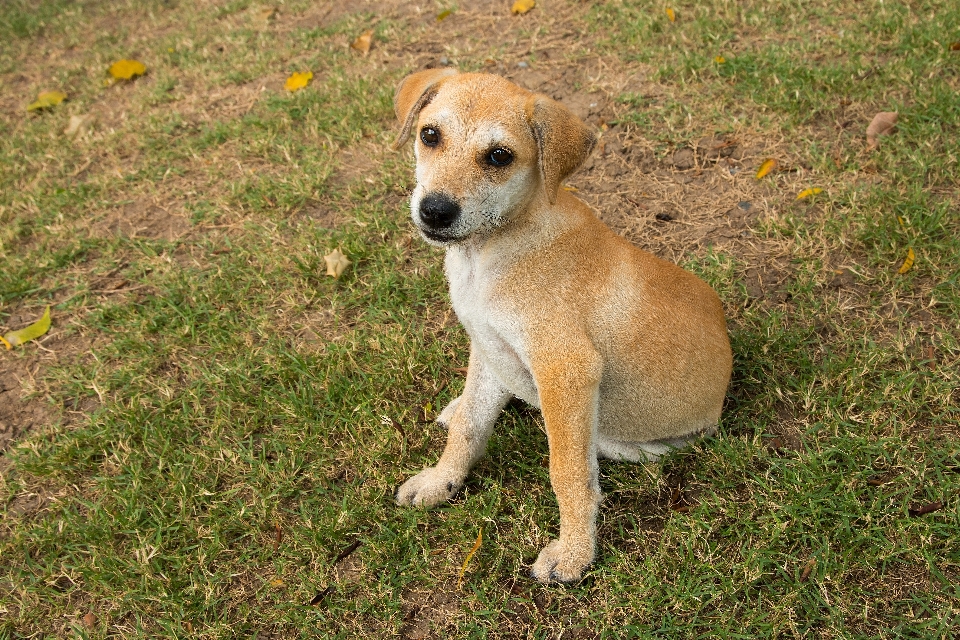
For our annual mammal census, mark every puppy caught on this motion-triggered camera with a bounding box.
[392,69,732,584]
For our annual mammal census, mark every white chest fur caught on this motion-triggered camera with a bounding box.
[445,245,540,406]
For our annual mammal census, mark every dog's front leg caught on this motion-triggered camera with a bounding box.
[396,345,511,508]
[529,348,603,584]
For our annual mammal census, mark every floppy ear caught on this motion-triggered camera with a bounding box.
[527,96,598,204]
[392,67,459,150]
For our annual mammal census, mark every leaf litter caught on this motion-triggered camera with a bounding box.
[108,59,147,80]
[2,306,52,350]
[866,112,897,150]
[351,30,374,55]
[27,90,66,112]
[511,0,535,15]
[324,248,351,278]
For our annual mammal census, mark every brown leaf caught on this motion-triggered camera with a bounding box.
[926,345,936,370]
[351,30,373,55]
[950,42,960,51]
[274,522,283,551]
[866,111,897,149]
[909,501,943,517]
[64,113,96,138]
[334,540,363,564]
[799,557,817,582]
[453,366,469,375]
[324,248,351,278]
[309,586,333,606]
[82,612,97,630]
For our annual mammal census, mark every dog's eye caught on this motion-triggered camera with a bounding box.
[420,127,440,147]
[487,148,514,167]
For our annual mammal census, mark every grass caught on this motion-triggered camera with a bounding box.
[1,0,958,637]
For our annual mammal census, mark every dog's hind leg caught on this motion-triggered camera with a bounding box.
[396,344,510,508]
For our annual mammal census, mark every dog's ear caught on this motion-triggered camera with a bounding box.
[527,96,598,204]
[392,68,458,150]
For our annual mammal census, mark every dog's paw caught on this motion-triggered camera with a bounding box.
[529,539,594,584]
[395,467,464,508]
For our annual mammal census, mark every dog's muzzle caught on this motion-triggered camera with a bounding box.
[418,192,461,232]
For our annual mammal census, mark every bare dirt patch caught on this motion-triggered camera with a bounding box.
[92,197,192,241]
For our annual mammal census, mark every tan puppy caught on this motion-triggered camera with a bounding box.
[392,69,732,583]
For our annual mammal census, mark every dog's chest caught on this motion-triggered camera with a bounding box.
[445,248,540,406]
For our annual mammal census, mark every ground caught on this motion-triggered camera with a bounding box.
[1,0,958,638]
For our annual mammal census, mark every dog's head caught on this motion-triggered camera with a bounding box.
[393,69,597,246]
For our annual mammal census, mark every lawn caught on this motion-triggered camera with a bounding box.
[1,0,958,637]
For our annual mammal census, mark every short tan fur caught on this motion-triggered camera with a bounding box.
[393,69,732,584]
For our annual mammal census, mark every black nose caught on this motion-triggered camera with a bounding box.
[419,192,460,229]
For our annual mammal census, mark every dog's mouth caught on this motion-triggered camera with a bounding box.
[419,226,463,244]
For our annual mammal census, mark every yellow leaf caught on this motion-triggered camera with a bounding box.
[108,59,147,80]
[3,306,51,349]
[27,90,67,112]
[511,0,535,15]
[714,55,726,64]
[284,71,313,92]
[796,187,823,200]
[666,8,676,22]
[437,9,452,21]
[351,29,373,55]
[898,247,915,274]
[458,528,483,586]
[270,579,284,587]
[755,158,778,179]
[324,248,351,278]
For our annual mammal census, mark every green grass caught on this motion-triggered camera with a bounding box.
[2,0,959,637]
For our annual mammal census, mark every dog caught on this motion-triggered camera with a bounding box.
[392,68,732,584]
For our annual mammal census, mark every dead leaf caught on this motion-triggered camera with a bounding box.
[274,522,283,551]
[453,366,469,375]
[284,71,313,92]
[799,557,817,582]
[27,90,67,111]
[309,586,333,606]
[950,42,960,51]
[665,8,676,22]
[926,345,936,371]
[436,9,452,21]
[866,111,897,149]
[351,30,373,55]
[909,501,943,517]
[255,6,278,25]
[108,59,146,80]
[796,187,823,200]
[755,158,778,179]
[511,0,535,14]
[270,578,284,587]
[458,528,483,586]
[82,612,97,630]
[334,540,362,564]
[2,306,51,350]
[64,113,95,138]
[324,248,351,278]
[897,247,915,274]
